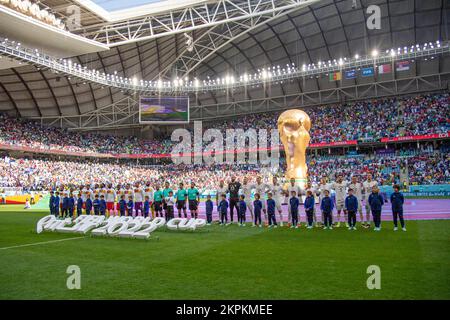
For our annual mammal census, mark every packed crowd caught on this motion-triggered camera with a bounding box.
[1,150,448,190]
[202,93,450,143]
[0,94,448,156]
[307,154,449,186]
[0,114,161,155]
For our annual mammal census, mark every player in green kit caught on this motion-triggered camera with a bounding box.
[162,181,173,219]
[153,184,163,217]
[187,182,200,219]
[176,182,188,218]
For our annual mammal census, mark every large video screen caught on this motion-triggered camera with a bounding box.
[139,96,189,123]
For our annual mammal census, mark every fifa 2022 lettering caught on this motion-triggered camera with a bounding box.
[36,215,206,239]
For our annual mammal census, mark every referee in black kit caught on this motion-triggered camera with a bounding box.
[228,176,241,223]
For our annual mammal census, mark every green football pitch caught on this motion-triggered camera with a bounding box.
[0,205,449,300]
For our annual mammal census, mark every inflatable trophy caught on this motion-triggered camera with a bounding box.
[277,109,311,188]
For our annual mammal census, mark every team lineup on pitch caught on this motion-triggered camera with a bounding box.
[46,175,418,231]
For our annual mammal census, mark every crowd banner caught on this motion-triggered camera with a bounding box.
[380,132,450,143]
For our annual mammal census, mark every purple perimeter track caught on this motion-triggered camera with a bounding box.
[185,199,450,222]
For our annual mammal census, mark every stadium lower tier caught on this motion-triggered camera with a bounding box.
[1,148,448,189]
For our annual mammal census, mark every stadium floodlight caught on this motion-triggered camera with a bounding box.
[261,70,267,79]
[0,36,447,93]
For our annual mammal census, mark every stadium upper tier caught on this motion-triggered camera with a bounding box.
[0,93,449,157]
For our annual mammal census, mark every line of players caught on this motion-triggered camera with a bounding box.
[213,173,391,230]
[48,173,407,231]
[49,181,201,221]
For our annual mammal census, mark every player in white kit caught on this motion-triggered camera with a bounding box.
[267,176,284,226]
[105,183,116,216]
[133,182,144,216]
[304,181,318,226]
[317,177,331,226]
[143,182,154,217]
[216,180,229,224]
[363,173,378,228]
[240,177,255,226]
[348,176,364,227]
[254,176,269,225]
[331,175,349,227]
[81,184,93,203]
[285,178,302,226]
[99,183,107,199]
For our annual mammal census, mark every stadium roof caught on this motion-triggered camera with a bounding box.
[0,0,448,124]
[73,0,209,22]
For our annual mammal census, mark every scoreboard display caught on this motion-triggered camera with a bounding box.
[139,96,189,124]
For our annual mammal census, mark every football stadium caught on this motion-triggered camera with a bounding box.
[0,0,449,305]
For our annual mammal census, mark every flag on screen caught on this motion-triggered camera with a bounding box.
[361,67,374,77]
[345,69,357,79]
[329,71,342,81]
[396,61,410,71]
[378,64,392,74]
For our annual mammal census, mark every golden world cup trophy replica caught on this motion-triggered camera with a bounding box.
[277,109,311,189]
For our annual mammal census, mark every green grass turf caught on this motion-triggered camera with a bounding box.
[0,205,449,300]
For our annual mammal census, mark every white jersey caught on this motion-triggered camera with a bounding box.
[363,180,378,199]
[267,183,284,202]
[254,182,269,199]
[117,188,126,199]
[105,188,116,202]
[286,184,302,198]
[305,186,317,195]
[133,187,144,202]
[216,186,228,200]
[332,181,348,201]
[240,183,255,201]
[165,196,175,206]
[123,188,134,200]
[99,188,107,198]
[143,186,154,202]
[73,189,82,198]
[305,186,317,203]
[317,183,331,203]
[348,182,363,201]
[81,188,93,202]
[93,188,102,198]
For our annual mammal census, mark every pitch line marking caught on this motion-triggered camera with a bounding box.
[0,236,86,251]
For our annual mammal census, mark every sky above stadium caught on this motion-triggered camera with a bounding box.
[91,0,163,12]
